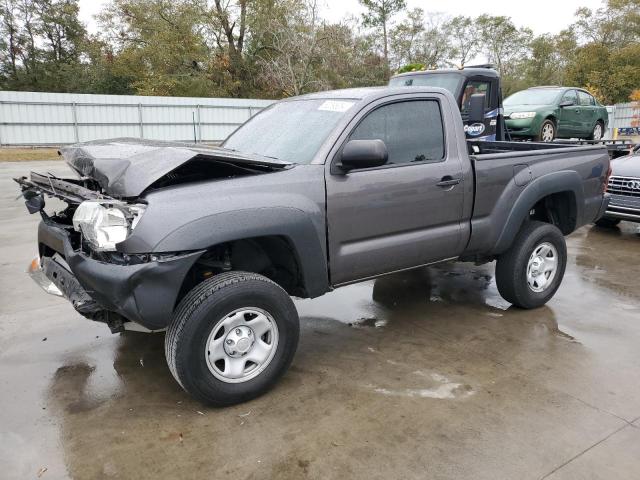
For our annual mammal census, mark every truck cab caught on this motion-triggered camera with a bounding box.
[389,66,507,141]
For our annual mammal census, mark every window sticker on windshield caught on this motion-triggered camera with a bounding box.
[318,100,354,112]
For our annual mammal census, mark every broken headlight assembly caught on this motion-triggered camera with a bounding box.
[72,200,146,251]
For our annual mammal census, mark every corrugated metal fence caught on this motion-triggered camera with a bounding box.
[0,91,274,146]
[610,102,640,140]
[2,90,636,146]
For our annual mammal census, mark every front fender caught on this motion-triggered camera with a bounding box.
[153,207,329,298]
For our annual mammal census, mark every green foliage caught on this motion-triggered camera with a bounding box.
[0,0,638,104]
[396,63,425,74]
[359,0,406,71]
[446,15,480,67]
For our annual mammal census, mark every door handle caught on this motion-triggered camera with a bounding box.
[436,176,461,187]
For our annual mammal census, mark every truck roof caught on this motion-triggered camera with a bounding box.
[286,86,456,102]
[391,67,500,79]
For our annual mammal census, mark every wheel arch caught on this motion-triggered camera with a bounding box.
[493,171,584,254]
[152,207,330,306]
[175,235,305,304]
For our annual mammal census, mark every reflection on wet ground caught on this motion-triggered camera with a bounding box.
[2,162,640,479]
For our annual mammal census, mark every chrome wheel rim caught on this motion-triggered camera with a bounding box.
[205,307,279,383]
[541,123,554,142]
[526,242,558,293]
[593,124,603,140]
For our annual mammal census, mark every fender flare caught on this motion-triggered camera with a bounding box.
[153,207,329,298]
[493,170,585,254]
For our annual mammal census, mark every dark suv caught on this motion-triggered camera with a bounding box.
[597,146,640,226]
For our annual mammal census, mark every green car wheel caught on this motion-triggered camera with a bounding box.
[536,119,556,142]
[589,121,604,141]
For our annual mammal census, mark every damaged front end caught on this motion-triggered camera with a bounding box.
[15,170,201,333]
[15,139,290,333]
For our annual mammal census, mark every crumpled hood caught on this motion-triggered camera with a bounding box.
[611,153,640,178]
[60,138,290,198]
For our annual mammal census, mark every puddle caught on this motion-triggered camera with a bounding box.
[369,371,474,400]
[348,317,387,328]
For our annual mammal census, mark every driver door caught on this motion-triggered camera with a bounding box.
[325,95,469,285]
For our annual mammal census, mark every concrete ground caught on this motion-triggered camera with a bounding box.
[2,161,640,480]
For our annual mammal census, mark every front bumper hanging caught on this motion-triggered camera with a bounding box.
[30,219,203,331]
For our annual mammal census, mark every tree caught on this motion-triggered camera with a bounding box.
[321,19,387,88]
[389,7,424,69]
[206,0,249,94]
[0,0,20,80]
[97,0,211,96]
[564,0,640,103]
[446,15,480,67]
[413,12,452,69]
[476,15,533,95]
[0,0,94,92]
[524,31,576,87]
[1,0,637,104]
[573,0,640,46]
[359,0,406,74]
[254,0,328,96]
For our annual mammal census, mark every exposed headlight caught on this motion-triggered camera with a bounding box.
[510,111,537,119]
[72,200,146,251]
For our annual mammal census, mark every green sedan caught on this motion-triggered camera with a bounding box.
[504,87,609,142]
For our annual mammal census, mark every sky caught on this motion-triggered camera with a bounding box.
[79,0,606,36]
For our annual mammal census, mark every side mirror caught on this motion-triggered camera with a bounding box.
[468,93,485,123]
[340,139,388,171]
[559,100,574,108]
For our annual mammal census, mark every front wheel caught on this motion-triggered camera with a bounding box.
[536,119,556,142]
[589,121,604,141]
[165,271,299,406]
[495,221,567,309]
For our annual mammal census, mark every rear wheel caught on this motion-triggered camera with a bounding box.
[595,217,620,228]
[165,271,299,406]
[536,119,556,142]
[495,221,567,309]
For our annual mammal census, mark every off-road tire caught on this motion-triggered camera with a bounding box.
[595,217,620,228]
[495,221,567,309]
[165,271,299,406]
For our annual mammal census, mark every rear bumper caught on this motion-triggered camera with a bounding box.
[33,220,202,330]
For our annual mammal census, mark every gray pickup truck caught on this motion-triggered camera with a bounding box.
[16,87,610,406]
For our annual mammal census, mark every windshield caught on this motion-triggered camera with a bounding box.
[388,73,463,97]
[504,89,562,105]
[223,99,356,164]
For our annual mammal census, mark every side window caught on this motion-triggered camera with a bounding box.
[577,91,593,106]
[461,80,491,113]
[349,100,445,166]
[562,90,578,105]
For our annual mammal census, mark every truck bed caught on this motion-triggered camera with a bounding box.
[463,140,610,256]
[469,139,633,159]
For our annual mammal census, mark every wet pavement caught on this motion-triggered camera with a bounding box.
[2,161,640,480]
